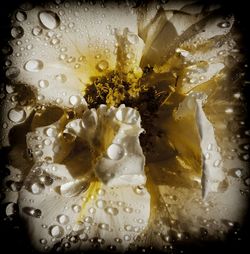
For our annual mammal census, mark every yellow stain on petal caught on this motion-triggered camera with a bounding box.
[77,181,101,223]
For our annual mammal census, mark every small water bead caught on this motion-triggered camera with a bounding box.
[69,95,81,106]
[244,177,250,186]
[217,21,231,28]
[24,59,44,72]
[8,108,26,123]
[6,67,20,79]
[123,207,133,213]
[84,216,93,223]
[32,26,43,36]
[96,60,109,71]
[49,225,64,238]
[107,143,124,160]
[38,80,49,88]
[23,207,42,218]
[55,74,67,83]
[124,235,131,241]
[39,175,53,185]
[30,182,44,194]
[6,202,17,216]
[45,127,57,137]
[97,188,105,196]
[98,223,109,230]
[114,237,122,243]
[51,38,60,45]
[96,199,106,209]
[105,207,119,216]
[72,205,81,213]
[133,186,146,195]
[15,11,27,22]
[40,239,47,245]
[57,214,69,225]
[79,232,88,241]
[39,11,60,30]
[11,26,24,38]
[88,207,96,214]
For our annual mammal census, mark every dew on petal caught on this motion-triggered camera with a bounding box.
[6,67,20,79]
[22,207,42,218]
[8,108,26,123]
[72,205,81,213]
[39,11,60,30]
[24,59,44,72]
[32,26,43,36]
[105,207,119,216]
[30,182,44,194]
[107,143,124,160]
[6,203,17,216]
[96,199,106,209]
[15,11,27,22]
[45,127,57,137]
[96,60,109,71]
[49,225,64,238]
[57,214,69,225]
[217,21,231,28]
[38,80,49,88]
[11,26,24,38]
[69,95,81,106]
[55,74,67,83]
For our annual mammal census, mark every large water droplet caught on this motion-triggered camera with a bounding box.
[6,67,20,79]
[8,108,26,123]
[45,127,57,137]
[57,214,69,225]
[23,207,42,218]
[217,21,230,28]
[39,11,60,30]
[24,59,43,72]
[96,60,109,71]
[11,26,24,38]
[49,225,64,238]
[105,207,118,216]
[107,143,124,160]
[6,202,17,216]
[15,11,27,22]
[38,80,49,88]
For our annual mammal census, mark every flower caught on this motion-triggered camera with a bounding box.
[0,0,248,253]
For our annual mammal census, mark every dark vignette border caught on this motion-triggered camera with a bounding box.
[0,0,249,253]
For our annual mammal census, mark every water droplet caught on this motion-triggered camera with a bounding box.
[49,225,64,238]
[24,59,43,72]
[38,79,49,88]
[124,235,131,241]
[6,202,17,216]
[79,232,88,241]
[244,177,250,186]
[8,108,26,123]
[114,237,122,243]
[96,60,109,71]
[107,143,124,160]
[6,67,20,79]
[217,21,230,28]
[213,159,221,167]
[72,205,81,213]
[98,223,109,230]
[57,214,69,225]
[97,188,105,196]
[39,11,60,30]
[55,74,67,83]
[39,175,53,185]
[11,26,24,38]
[15,11,27,22]
[45,127,57,137]
[30,182,44,194]
[96,199,106,209]
[123,207,133,213]
[88,207,96,214]
[69,95,81,106]
[133,185,145,195]
[23,207,42,218]
[32,26,43,36]
[40,239,47,245]
[84,216,93,223]
[105,207,118,216]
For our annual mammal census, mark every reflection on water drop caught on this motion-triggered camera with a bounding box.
[49,225,64,238]
[72,205,81,213]
[38,80,49,88]
[217,21,230,28]
[55,74,67,83]
[8,108,26,123]
[69,95,81,106]
[96,199,106,209]
[127,32,139,45]
[107,143,124,160]
[244,177,250,186]
[79,232,88,241]
[105,206,118,216]
[32,26,43,36]
[30,182,44,194]
[6,202,17,216]
[6,67,20,79]
[39,11,60,30]
[24,59,44,72]
[45,127,57,137]
[57,214,69,225]
[11,26,24,38]
[23,207,42,218]
[15,11,27,22]
[96,60,109,71]
[98,223,109,230]
[115,107,139,125]
[39,175,53,185]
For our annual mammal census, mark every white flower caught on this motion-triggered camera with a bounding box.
[0,0,247,253]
